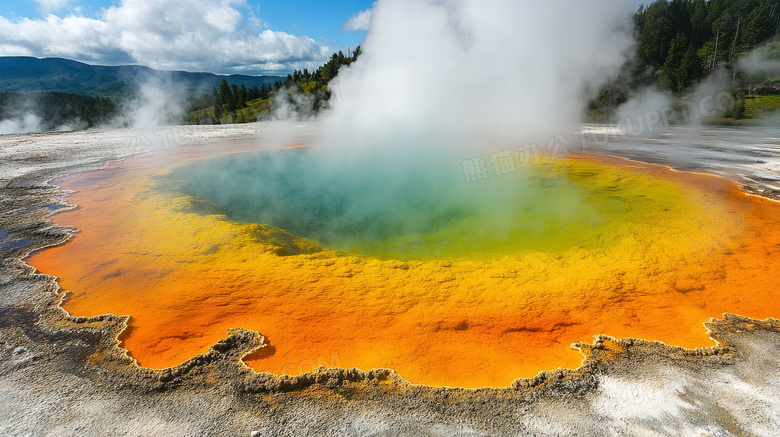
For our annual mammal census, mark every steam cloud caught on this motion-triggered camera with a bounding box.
[739,47,780,79]
[613,41,780,134]
[0,93,77,134]
[322,0,634,154]
[0,112,44,135]
[343,9,372,32]
[0,74,189,135]
[185,0,638,256]
[115,77,188,129]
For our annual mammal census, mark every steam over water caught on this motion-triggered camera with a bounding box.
[320,0,633,150]
[286,0,636,228]
[172,0,638,261]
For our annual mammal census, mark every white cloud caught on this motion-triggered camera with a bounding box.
[0,0,331,74]
[35,0,69,13]
[343,8,371,32]
[0,14,120,61]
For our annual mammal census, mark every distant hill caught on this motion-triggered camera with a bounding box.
[0,57,284,97]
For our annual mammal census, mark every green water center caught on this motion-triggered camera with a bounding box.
[165,149,699,260]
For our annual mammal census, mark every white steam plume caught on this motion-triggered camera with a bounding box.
[343,9,372,32]
[113,76,188,129]
[738,46,780,79]
[218,0,639,254]
[320,0,634,157]
[0,113,44,135]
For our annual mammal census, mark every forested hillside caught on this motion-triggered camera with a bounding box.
[0,91,118,133]
[635,0,778,92]
[0,57,283,97]
[188,48,361,124]
[589,0,780,122]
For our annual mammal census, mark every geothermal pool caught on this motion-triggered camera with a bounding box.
[27,141,780,388]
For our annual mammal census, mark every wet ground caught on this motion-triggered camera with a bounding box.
[581,125,780,198]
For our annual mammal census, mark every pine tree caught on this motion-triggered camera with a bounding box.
[227,84,238,114]
[212,87,223,122]
[219,79,231,106]
[239,84,248,108]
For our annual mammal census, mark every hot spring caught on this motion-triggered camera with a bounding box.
[166,148,652,260]
[27,141,780,388]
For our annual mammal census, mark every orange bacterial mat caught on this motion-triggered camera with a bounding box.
[27,141,780,388]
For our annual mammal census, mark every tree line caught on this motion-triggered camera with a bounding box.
[198,46,361,123]
[591,0,780,120]
[207,80,270,120]
[635,0,779,92]
[0,91,118,130]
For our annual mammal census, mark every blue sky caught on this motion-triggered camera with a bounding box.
[0,0,374,75]
[0,0,648,75]
[253,1,372,48]
[2,0,372,49]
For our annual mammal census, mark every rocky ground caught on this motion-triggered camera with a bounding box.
[1,122,779,436]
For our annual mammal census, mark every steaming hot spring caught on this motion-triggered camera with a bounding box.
[27,139,780,388]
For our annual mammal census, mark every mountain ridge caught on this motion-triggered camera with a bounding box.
[0,57,284,97]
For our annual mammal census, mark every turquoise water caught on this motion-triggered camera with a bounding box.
[165,149,656,260]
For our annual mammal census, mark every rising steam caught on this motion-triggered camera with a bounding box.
[184,1,636,255]
[321,0,634,154]
[114,76,188,129]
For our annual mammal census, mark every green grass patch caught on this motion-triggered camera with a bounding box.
[744,94,780,118]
